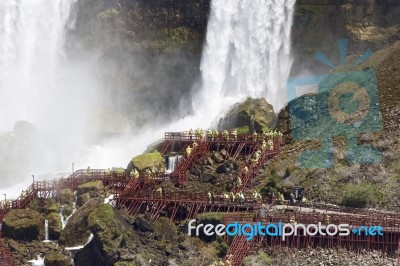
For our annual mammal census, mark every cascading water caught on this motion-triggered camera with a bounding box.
[69,0,298,167]
[60,191,77,229]
[194,0,296,113]
[0,0,78,131]
[44,219,49,242]
[0,0,298,189]
[166,155,182,173]
[0,0,102,189]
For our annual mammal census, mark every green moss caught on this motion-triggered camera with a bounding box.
[114,262,137,266]
[79,181,101,188]
[127,152,165,171]
[77,180,104,196]
[44,252,71,266]
[47,212,62,239]
[195,212,225,222]
[235,126,250,134]
[340,182,387,208]
[88,204,132,255]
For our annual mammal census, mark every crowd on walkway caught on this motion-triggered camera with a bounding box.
[186,128,284,143]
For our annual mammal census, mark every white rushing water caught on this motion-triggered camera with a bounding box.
[0,0,79,131]
[43,219,49,242]
[60,191,78,229]
[195,0,296,112]
[65,233,94,251]
[0,0,102,188]
[166,155,182,173]
[27,255,45,266]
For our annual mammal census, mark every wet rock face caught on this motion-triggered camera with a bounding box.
[135,215,155,232]
[77,180,104,196]
[47,212,62,240]
[215,162,238,174]
[218,97,276,131]
[127,151,165,172]
[2,210,45,241]
[58,189,74,204]
[292,0,400,75]
[74,204,138,266]
[44,252,72,266]
[59,198,102,247]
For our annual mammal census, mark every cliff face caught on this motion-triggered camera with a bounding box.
[67,0,400,125]
[67,0,210,127]
[292,0,400,74]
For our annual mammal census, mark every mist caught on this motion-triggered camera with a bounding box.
[0,0,297,198]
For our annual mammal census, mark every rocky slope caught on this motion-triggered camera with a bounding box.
[292,0,400,75]
[271,41,400,209]
[66,0,210,128]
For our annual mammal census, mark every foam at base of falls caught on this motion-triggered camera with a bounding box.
[27,255,45,266]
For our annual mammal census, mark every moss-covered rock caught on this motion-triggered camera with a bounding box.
[44,200,62,213]
[77,193,91,207]
[74,204,137,266]
[2,209,44,241]
[59,198,102,247]
[218,97,276,132]
[44,252,72,266]
[77,180,104,196]
[58,189,74,204]
[127,152,165,172]
[47,212,62,240]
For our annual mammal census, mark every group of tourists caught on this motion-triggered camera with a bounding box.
[275,191,307,205]
[206,190,263,205]
[187,128,283,143]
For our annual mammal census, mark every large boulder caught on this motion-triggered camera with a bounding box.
[47,212,62,240]
[44,252,71,266]
[77,180,104,196]
[74,204,137,266]
[215,161,238,174]
[77,193,91,208]
[127,152,165,172]
[59,198,102,247]
[218,97,276,132]
[2,209,45,241]
[134,215,154,232]
[58,189,75,204]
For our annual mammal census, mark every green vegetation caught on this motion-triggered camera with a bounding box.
[114,262,137,266]
[47,212,62,239]
[235,126,250,134]
[340,182,387,208]
[88,204,132,255]
[127,152,165,171]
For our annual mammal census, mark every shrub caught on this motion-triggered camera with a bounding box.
[340,182,386,208]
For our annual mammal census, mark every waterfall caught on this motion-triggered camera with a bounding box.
[60,191,78,229]
[44,219,49,242]
[166,155,182,173]
[0,0,78,131]
[194,0,296,113]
